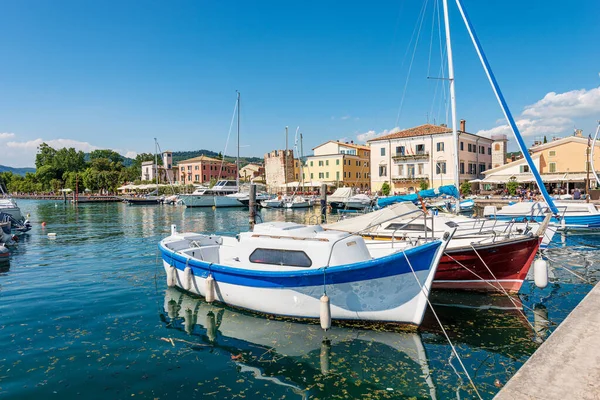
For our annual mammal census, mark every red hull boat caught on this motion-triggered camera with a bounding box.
[433,236,541,292]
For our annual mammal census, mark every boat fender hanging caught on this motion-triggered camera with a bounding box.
[533,258,548,289]
[184,266,193,291]
[320,294,331,331]
[205,274,215,303]
[167,265,177,287]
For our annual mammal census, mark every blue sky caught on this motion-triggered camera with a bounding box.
[0,0,599,167]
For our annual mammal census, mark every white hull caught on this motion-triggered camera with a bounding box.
[179,195,243,208]
[0,201,24,222]
[163,261,434,325]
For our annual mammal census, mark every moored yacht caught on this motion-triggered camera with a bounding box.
[178,180,244,208]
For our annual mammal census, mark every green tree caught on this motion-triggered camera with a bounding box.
[53,147,86,174]
[35,143,57,169]
[89,149,123,164]
[507,179,519,196]
[217,152,223,160]
[419,180,429,191]
[460,181,471,195]
[381,182,391,196]
[543,136,548,144]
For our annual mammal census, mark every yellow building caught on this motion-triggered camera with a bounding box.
[301,141,370,190]
[481,133,600,192]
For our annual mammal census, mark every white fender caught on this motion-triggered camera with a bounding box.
[320,294,331,331]
[534,258,548,289]
[184,266,193,291]
[167,265,177,288]
[205,275,215,303]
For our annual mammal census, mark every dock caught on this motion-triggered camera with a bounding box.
[494,283,600,399]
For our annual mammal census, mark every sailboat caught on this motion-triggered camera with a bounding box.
[124,138,163,205]
[283,130,313,209]
[178,92,245,208]
[443,0,600,229]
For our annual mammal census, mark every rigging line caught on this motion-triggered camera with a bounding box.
[469,244,537,333]
[218,96,239,181]
[394,0,430,128]
[426,0,438,78]
[401,250,483,400]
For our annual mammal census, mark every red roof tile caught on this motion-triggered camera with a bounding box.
[367,124,454,142]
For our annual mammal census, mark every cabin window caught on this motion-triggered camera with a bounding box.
[250,248,312,268]
[386,223,431,232]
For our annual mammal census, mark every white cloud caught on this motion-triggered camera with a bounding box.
[477,86,600,138]
[0,132,15,140]
[124,151,138,159]
[340,115,351,120]
[357,127,401,143]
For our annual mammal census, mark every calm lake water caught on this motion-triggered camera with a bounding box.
[1,200,598,399]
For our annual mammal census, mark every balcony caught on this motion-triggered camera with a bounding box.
[391,174,429,182]
[392,151,429,161]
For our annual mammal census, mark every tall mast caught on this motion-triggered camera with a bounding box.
[284,126,288,193]
[300,132,304,188]
[442,0,461,212]
[154,137,159,194]
[236,91,240,189]
[454,0,559,215]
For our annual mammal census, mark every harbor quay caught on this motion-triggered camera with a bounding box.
[495,282,600,399]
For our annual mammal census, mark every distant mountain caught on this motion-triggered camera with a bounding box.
[0,165,36,176]
[172,150,263,166]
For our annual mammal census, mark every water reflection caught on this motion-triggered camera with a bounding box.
[162,288,438,399]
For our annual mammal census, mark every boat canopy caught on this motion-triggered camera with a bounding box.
[377,185,459,208]
[328,188,353,202]
[323,203,420,233]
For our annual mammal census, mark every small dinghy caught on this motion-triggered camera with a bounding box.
[159,222,453,327]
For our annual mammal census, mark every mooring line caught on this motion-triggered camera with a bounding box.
[402,251,483,400]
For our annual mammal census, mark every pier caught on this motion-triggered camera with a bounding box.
[494,283,600,399]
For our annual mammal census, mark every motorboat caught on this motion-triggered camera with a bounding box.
[484,202,600,229]
[283,196,313,209]
[346,193,374,210]
[325,203,550,292]
[261,197,284,208]
[328,188,368,210]
[123,195,162,205]
[229,192,272,207]
[0,211,31,233]
[158,221,453,326]
[0,198,24,221]
[178,180,244,208]
[162,287,438,398]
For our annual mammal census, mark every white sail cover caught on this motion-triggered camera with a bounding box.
[328,188,353,202]
[324,202,420,233]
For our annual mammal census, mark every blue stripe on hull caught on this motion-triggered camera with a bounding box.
[159,240,441,289]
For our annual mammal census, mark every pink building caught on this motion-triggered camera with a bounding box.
[177,155,238,185]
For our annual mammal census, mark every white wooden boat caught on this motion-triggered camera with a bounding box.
[283,196,313,209]
[261,198,284,208]
[159,221,453,326]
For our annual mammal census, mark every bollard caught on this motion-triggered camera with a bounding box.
[320,183,327,224]
[249,184,257,231]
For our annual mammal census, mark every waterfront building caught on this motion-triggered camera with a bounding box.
[480,130,600,192]
[264,150,294,191]
[301,140,370,190]
[239,163,265,183]
[140,151,178,184]
[177,155,238,185]
[368,121,496,193]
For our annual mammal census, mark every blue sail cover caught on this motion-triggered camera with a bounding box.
[377,185,459,208]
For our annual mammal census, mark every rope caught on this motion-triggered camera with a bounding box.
[469,244,537,332]
[442,252,541,318]
[401,250,483,399]
[395,0,430,127]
